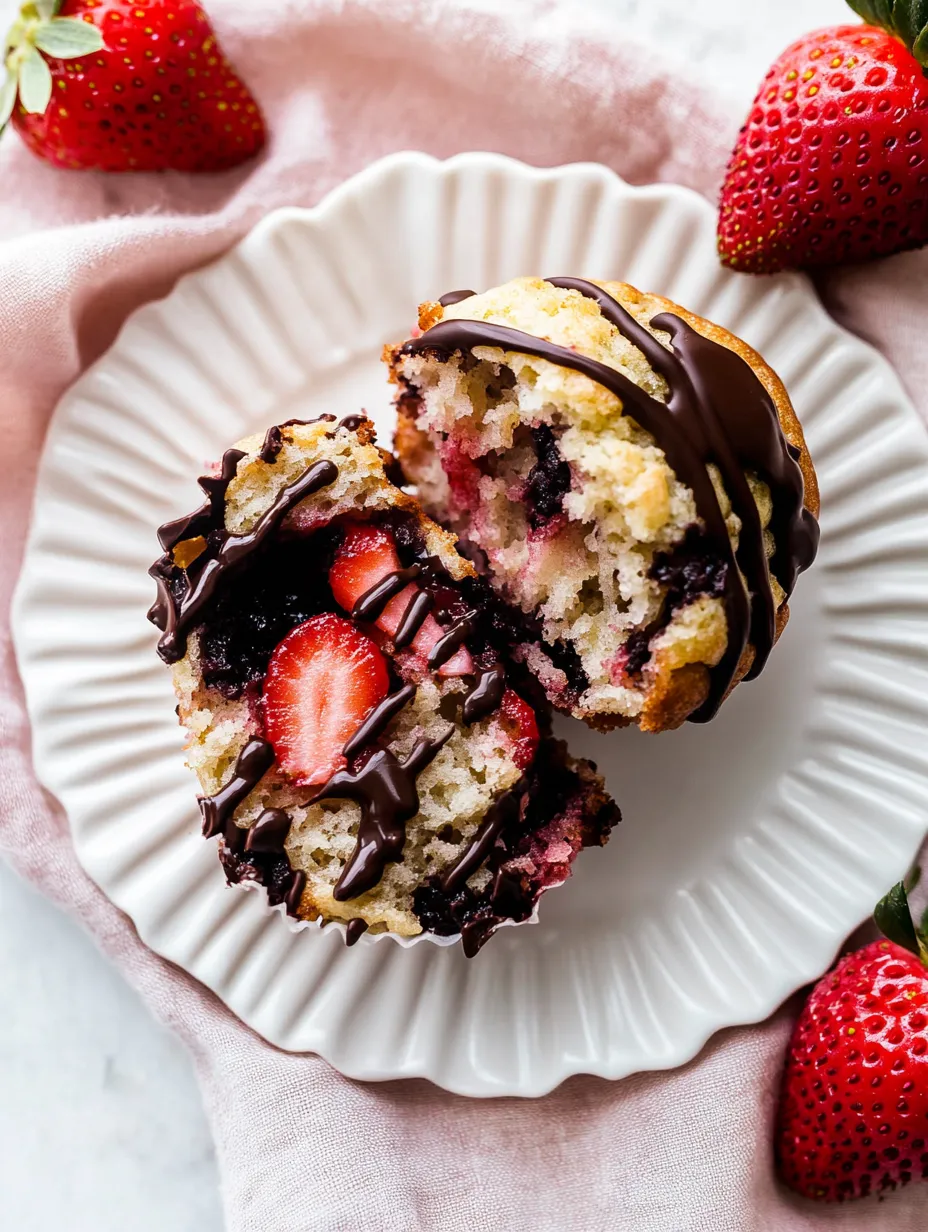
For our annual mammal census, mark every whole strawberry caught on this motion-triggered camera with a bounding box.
[1,0,264,172]
[718,2,928,272]
[777,879,928,1201]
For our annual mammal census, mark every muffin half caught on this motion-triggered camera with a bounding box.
[148,415,618,954]
[386,277,820,732]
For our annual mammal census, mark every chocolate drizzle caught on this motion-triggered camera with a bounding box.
[149,459,338,664]
[345,917,369,945]
[314,727,454,901]
[462,664,506,725]
[259,425,284,463]
[285,869,306,915]
[245,808,292,853]
[199,739,274,839]
[403,278,820,719]
[440,789,521,895]
[352,565,421,622]
[438,289,477,307]
[392,589,433,648]
[342,684,416,761]
[155,448,245,555]
[426,611,476,669]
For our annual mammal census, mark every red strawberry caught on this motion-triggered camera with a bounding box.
[498,689,539,769]
[0,1,265,172]
[777,878,928,1201]
[262,614,389,788]
[329,522,473,676]
[718,10,928,272]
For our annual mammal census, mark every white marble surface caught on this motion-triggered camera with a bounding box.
[0,0,852,1229]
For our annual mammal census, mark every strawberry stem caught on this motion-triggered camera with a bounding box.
[847,0,928,69]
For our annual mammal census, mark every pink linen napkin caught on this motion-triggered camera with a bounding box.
[2,2,927,1228]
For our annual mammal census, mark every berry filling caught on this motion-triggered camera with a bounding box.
[524,423,572,530]
[329,522,473,675]
[262,614,391,788]
[196,530,341,699]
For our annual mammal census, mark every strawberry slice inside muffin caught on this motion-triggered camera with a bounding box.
[149,415,618,953]
[263,614,391,788]
[329,523,473,675]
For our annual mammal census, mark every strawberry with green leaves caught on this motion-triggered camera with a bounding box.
[777,875,928,1201]
[1,1,264,172]
[718,1,928,271]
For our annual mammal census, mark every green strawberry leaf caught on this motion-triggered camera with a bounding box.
[914,23,928,63]
[874,880,926,959]
[892,0,928,44]
[846,0,928,65]
[33,17,104,59]
[0,73,17,132]
[17,44,51,114]
[862,0,896,25]
[905,863,922,893]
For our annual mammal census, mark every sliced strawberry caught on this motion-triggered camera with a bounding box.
[330,523,401,613]
[330,523,472,675]
[262,614,389,787]
[499,689,540,769]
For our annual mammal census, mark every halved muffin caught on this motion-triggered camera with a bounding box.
[386,277,820,731]
[148,415,618,954]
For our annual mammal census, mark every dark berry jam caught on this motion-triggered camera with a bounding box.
[524,424,572,530]
[197,528,342,698]
[623,528,729,676]
[651,526,728,611]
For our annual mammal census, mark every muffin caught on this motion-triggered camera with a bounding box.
[386,277,820,732]
[148,415,619,955]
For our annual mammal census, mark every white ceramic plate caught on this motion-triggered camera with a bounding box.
[13,152,928,1097]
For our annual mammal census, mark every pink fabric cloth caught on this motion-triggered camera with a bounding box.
[2,1,927,1228]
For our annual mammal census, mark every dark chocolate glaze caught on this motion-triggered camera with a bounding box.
[403,278,820,719]
[440,789,521,894]
[245,808,291,853]
[156,448,246,554]
[259,425,284,464]
[338,414,367,432]
[149,459,338,664]
[315,727,454,901]
[284,415,336,426]
[426,611,476,669]
[392,589,433,649]
[199,739,274,839]
[285,869,306,916]
[352,565,421,622]
[456,864,536,958]
[438,289,477,307]
[342,684,416,761]
[547,278,819,681]
[462,664,506,725]
[345,917,369,945]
